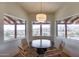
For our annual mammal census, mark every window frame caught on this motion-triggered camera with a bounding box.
[4,24,15,41]
[56,22,67,38]
[4,21,26,41]
[57,22,79,39]
[32,21,51,40]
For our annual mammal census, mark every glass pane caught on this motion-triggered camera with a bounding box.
[67,24,79,40]
[42,24,50,36]
[4,25,15,41]
[58,24,65,37]
[17,25,25,38]
[32,24,40,36]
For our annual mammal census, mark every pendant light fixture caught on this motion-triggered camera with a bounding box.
[36,2,47,22]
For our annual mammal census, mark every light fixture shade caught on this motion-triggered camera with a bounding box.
[36,13,47,22]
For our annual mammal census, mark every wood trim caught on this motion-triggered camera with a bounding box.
[4,18,12,24]
[5,15,16,24]
[64,16,72,23]
[70,17,79,23]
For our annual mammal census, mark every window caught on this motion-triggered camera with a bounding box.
[67,24,79,40]
[32,24,40,36]
[4,25,15,41]
[57,23,79,40]
[42,24,50,36]
[4,24,26,41]
[57,15,79,40]
[17,25,25,38]
[4,14,26,41]
[57,24,65,37]
[32,22,51,36]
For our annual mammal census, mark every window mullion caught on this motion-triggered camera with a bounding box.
[56,22,58,36]
[40,23,42,36]
[25,21,26,37]
[15,24,17,38]
[65,23,67,38]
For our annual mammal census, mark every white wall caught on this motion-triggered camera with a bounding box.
[55,3,79,56]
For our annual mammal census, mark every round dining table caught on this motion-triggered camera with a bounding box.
[31,39,51,55]
[32,39,51,48]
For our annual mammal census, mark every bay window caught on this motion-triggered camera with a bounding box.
[57,23,79,40]
[4,14,26,41]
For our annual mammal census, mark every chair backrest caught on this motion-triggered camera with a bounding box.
[21,39,27,45]
[19,39,29,50]
[44,41,65,57]
[59,40,65,51]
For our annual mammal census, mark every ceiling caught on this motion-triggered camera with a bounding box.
[19,2,62,13]
[4,2,79,14]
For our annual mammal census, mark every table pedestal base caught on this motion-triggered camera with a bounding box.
[37,48,47,55]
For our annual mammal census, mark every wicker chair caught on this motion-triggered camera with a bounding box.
[17,39,38,57]
[44,41,68,57]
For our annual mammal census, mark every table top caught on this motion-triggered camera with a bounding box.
[31,39,51,48]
